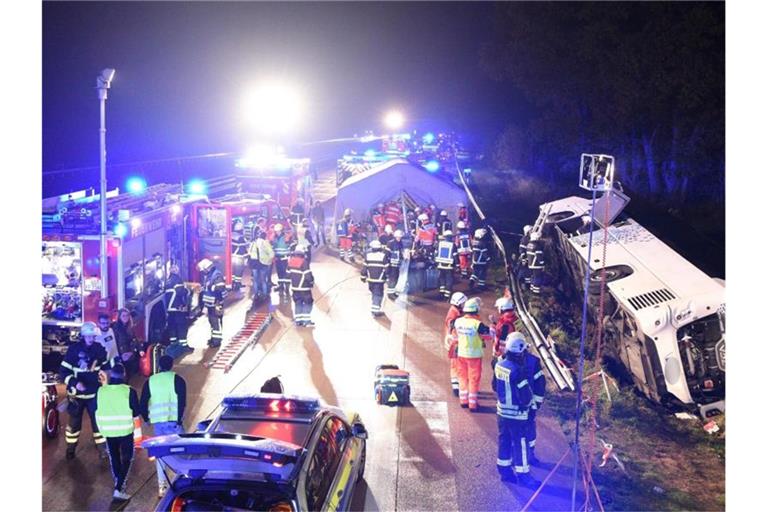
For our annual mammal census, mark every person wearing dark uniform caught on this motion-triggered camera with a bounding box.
[437,210,453,236]
[164,263,191,352]
[290,198,306,229]
[270,223,292,296]
[470,228,491,289]
[491,298,519,388]
[287,246,315,326]
[59,321,109,460]
[385,229,404,298]
[198,258,228,348]
[435,230,458,300]
[494,333,540,488]
[361,240,389,316]
[455,221,473,279]
[95,364,140,502]
[525,345,546,466]
[231,219,249,291]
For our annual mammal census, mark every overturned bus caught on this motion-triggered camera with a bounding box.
[528,189,725,417]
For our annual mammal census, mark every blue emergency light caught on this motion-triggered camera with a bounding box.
[113,223,128,238]
[126,177,147,194]
[423,132,435,144]
[187,179,207,195]
[425,160,440,173]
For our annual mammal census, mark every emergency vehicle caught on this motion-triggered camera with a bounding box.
[145,393,368,511]
[42,184,205,361]
[534,189,725,417]
[234,154,312,209]
[189,194,292,285]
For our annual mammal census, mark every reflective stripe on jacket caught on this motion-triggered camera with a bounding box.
[362,251,389,282]
[96,384,134,437]
[494,358,532,420]
[148,371,179,424]
[454,316,485,358]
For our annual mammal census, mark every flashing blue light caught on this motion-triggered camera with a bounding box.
[187,179,207,195]
[364,149,377,158]
[425,160,440,173]
[114,223,128,238]
[126,177,147,194]
[423,132,435,144]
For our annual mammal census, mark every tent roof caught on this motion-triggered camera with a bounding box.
[334,159,467,221]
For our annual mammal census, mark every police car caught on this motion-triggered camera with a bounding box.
[144,394,368,511]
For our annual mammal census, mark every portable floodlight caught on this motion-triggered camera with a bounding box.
[578,154,615,192]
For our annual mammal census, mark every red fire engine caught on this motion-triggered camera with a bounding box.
[42,184,206,367]
[233,154,312,210]
[189,193,292,285]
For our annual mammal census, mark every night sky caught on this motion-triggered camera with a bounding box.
[43,1,518,180]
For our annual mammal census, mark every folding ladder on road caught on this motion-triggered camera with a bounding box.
[204,312,272,373]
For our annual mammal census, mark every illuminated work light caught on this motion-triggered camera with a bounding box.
[126,177,147,194]
[187,179,207,195]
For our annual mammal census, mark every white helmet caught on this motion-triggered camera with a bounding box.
[197,258,213,273]
[505,332,527,354]
[273,223,283,233]
[463,297,481,313]
[450,292,467,307]
[384,224,393,234]
[442,230,453,237]
[233,220,244,231]
[456,221,466,229]
[474,228,487,239]
[523,225,532,235]
[80,321,99,337]
[458,202,465,208]
[344,208,352,216]
[418,213,428,221]
[394,229,404,239]
[495,297,515,312]
[369,240,383,250]
[414,207,421,213]
[440,210,448,216]
[378,203,384,209]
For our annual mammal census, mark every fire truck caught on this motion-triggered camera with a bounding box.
[232,154,312,210]
[189,194,292,286]
[42,184,206,368]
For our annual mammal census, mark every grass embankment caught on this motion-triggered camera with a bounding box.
[471,167,725,511]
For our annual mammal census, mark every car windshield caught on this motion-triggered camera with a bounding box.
[214,419,312,447]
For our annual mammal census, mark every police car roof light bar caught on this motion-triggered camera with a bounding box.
[222,394,320,413]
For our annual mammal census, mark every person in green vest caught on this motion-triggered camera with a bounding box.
[94,364,140,502]
[140,355,187,498]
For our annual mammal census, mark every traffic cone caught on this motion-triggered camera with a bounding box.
[133,418,144,449]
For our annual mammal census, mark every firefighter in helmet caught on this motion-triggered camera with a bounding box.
[470,227,491,288]
[445,292,467,396]
[385,229,405,298]
[455,220,473,278]
[164,263,192,353]
[59,321,109,460]
[361,240,389,316]
[336,208,354,262]
[270,223,292,296]
[490,297,518,388]
[231,219,248,291]
[524,340,546,466]
[437,209,453,236]
[435,230,458,300]
[287,245,315,327]
[198,258,228,348]
[451,297,492,411]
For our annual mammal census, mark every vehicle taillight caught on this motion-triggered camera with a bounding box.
[269,399,295,412]
[170,497,185,512]
[703,379,714,390]
[268,502,293,512]
[269,400,281,412]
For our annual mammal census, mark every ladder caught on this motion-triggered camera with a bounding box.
[204,311,272,372]
[530,203,553,239]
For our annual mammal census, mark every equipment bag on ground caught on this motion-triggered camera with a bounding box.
[139,344,164,377]
[374,365,411,406]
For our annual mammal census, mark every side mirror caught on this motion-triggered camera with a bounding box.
[195,419,213,432]
[352,423,368,440]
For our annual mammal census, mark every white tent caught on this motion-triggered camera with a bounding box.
[332,159,468,231]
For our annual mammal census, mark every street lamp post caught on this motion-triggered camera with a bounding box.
[96,68,115,299]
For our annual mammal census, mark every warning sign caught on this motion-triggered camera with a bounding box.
[388,391,399,403]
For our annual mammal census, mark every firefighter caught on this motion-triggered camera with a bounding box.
[361,240,389,316]
[518,225,532,284]
[445,292,467,396]
[524,343,546,466]
[290,198,306,228]
[457,202,469,228]
[336,208,354,262]
[490,298,519,388]
[60,321,109,459]
[435,230,458,300]
[413,213,438,260]
[139,355,187,498]
[455,221,473,279]
[470,228,491,289]
[247,229,275,304]
[451,298,492,411]
[371,202,386,236]
[164,263,191,353]
[231,219,248,291]
[95,363,141,502]
[287,246,315,326]
[437,210,453,236]
[383,201,402,231]
[385,229,405,298]
[494,333,540,488]
[199,258,227,348]
[270,223,292,296]
[96,312,119,367]
[378,223,393,246]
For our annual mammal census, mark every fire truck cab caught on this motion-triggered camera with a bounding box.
[42,184,205,368]
[233,155,312,210]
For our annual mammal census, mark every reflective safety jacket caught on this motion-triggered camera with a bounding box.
[384,203,401,227]
[456,229,472,254]
[95,383,139,438]
[361,250,389,283]
[60,340,108,399]
[525,352,546,407]
[202,268,227,309]
[164,273,189,313]
[271,233,292,260]
[288,254,314,292]
[232,232,248,256]
[435,239,457,270]
[140,371,187,424]
[453,315,491,359]
[386,239,404,267]
[416,224,438,247]
[336,218,352,238]
[494,357,533,420]
[290,204,305,226]
[438,218,453,236]
[493,311,519,358]
[248,238,275,266]
[471,238,491,265]
[147,371,179,424]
